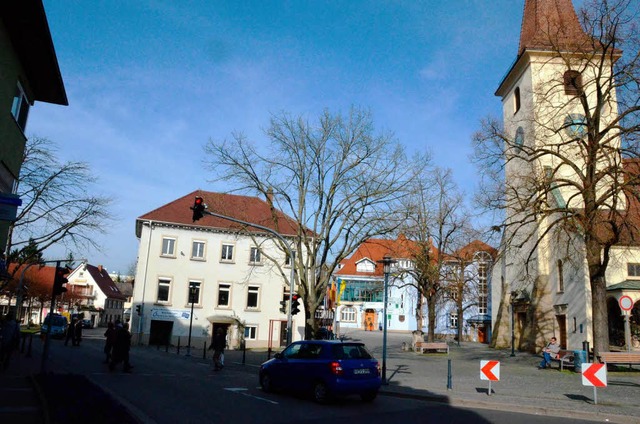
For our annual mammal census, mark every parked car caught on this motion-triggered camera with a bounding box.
[259,340,381,403]
[41,314,68,339]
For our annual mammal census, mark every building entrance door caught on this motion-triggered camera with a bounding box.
[364,309,376,331]
[556,315,567,348]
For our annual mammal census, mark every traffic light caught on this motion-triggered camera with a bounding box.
[135,305,142,316]
[53,266,70,297]
[191,196,206,222]
[279,299,288,314]
[291,294,301,315]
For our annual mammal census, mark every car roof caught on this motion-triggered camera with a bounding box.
[294,340,364,346]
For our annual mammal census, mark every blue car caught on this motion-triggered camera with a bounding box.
[259,340,381,403]
[41,314,68,339]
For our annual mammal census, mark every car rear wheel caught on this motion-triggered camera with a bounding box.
[360,391,378,402]
[260,373,273,392]
[313,382,329,404]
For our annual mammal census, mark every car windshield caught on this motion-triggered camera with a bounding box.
[332,344,372,360]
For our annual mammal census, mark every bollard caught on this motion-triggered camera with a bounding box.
[242,341,246,365]
[203,342,207,360]
[447,359,453,390]
[177,337,181,355]
[26,333,33,358]
[583,341,590,361]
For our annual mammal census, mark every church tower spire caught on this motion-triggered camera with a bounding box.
[518,0,591,56]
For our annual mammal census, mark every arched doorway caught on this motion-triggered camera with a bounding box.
[607,297,625,347]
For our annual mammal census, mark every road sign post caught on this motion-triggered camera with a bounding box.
[582,363,607,404]
[480,360,500,396]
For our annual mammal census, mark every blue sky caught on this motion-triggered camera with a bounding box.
[28,0,529,275]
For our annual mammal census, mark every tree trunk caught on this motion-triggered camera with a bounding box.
[586,239,609,359]
[426,294,436,342]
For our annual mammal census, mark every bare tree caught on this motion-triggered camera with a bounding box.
[204,107,420,338]
[400,168,468,342]
[473,0,640,356]
[2,137,113,289]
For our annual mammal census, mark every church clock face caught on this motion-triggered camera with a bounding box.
[564,113,587,138]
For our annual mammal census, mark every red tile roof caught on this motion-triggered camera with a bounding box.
[449,240,498,262]
[518,0,591,56]
[136,190,300,237]
[335,235,436,278]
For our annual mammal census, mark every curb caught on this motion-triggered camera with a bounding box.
[380,387,636,424]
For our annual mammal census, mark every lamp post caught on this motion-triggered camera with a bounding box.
[510,290,517,357]
[186,283,197,357]
[377,254,396,385]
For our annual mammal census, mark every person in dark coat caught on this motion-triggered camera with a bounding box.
[212,328,226,371]
[65,318,77,346]
[0,312,20,371]
[110,322,132,372]
[73,318,82,346]
[103,322,116,363]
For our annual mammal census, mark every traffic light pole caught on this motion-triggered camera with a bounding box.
[199,209,296,345]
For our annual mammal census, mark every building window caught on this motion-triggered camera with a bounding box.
[285,250,296,266]
[564,70,583,95]
[188,281,202,305]
[191,240,205,260]
[161,237,176,257]
[557,260,565,292]
[478,261,488,315]
[157,279,171,303]
[246,285,260,309]
[514,86,521,114]
[249,247,262,264]
[244,325,257,340]
[11,82,30,131]
[449,312,458,329]
[340,306,357,323]
[217,283,231,307]
[628,263,640,278]
[221,244,234,262]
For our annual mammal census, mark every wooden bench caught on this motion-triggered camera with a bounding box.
[415,341,449,354]
[548,350,575,371]
[597,351,640,368]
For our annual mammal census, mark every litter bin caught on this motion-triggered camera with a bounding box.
[573,350,587,372]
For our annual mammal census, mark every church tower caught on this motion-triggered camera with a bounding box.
[490,0,623,352]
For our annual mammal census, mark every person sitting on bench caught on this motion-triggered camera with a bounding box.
[538,337,560,369]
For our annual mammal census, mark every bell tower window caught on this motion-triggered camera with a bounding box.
[513,87,521,114]
[564,70,582,95]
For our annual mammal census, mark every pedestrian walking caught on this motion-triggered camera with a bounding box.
[0,312,20,371]
[212,328,226,371]
[103,322,116,364]
[73,318,82,346]
[109,322,132,372]
[64,317,77,346]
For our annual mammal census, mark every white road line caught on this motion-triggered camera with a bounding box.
[224,387,278,404]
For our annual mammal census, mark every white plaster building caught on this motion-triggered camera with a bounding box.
[131,190,304,350]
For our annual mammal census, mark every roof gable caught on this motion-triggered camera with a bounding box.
[136,190,302,238]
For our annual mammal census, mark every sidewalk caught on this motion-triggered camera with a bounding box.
[2,330,639,424]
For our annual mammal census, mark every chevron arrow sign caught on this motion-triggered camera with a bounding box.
[582,363,607,387]
[480,360,500,381]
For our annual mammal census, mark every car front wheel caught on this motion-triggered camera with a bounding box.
[260,373,273,392]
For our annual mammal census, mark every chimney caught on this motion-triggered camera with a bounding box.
[98,265,103,273]
[266,187,274,204]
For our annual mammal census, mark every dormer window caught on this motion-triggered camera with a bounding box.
[356,259,375,273]
[564,70,583,95]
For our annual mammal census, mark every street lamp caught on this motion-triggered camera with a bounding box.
[186,283,197,357]
[510,290,517,357]
[377,254,396,385]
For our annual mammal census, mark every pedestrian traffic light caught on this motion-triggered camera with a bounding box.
[53,266,70,297]
[279,299,288,314]
[191,196,206,222]
[291,294,301,315]
[135,305,141,316]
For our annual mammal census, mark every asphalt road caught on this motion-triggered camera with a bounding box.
[35,329,610,424]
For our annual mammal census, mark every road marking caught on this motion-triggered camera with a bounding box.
[224,387,278,404]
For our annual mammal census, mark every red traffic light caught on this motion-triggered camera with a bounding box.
[192,196,206,222]
[195,197,203,206]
